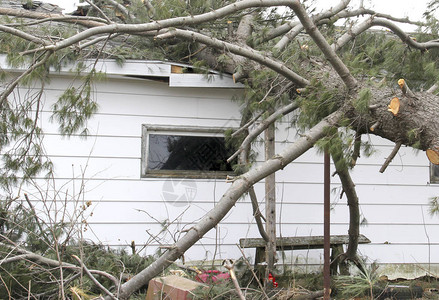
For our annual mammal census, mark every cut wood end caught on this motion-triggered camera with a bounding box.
[427,149,439,165]
[171,65,183,74]
[300,44,309,50]
[369,121,379,132]
[387,97,400,116]
[398,79,405,89]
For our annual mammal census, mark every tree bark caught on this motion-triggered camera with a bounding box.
[333,163,360,264]
[351,86,439,155]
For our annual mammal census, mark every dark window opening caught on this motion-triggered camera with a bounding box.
[148,134,234,172]
[431,163,439,184]
[141,126,236,178]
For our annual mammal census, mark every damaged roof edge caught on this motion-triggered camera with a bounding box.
[0,54,244,88]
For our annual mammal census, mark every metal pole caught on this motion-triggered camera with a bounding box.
[324,151,331,299]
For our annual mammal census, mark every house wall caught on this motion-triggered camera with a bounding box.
[16,67,439,279]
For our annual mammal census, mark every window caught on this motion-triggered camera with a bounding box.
[430,163,439,184]
[141,125,236,178]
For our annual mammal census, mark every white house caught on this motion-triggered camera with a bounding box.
[4,56,439,279]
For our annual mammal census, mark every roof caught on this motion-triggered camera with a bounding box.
[2,0,63,13]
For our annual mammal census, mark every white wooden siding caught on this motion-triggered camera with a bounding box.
[9,62,439,279]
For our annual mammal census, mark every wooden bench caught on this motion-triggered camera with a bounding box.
[239,234,371,274]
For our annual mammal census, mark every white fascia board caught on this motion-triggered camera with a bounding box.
[82,60,172,77]
[0,54,243,88]
[169,73,244,88]
[0,54,171,77]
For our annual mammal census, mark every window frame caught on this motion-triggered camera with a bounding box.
[430,163,439,184]
[141,125,236,179]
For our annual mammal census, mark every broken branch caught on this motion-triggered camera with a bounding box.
[427,83,438,94]
[72,255,118,300]
[379,141,402,173]
[351,132,362,167]
[223,259,246,300]
[370,121,380,132]
[232,112,264,138]
[0,239,119,288]
[249,187,269,242]
[398,78,417,101]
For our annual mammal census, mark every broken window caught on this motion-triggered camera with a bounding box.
[141,126,236,178]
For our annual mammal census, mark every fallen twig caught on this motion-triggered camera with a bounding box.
[223,259,246,300]
[72,255,117,300]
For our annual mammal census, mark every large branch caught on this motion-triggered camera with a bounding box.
[12,0,299,53]
[0,24,50,45]
[337,8,424,27]
[266,1,420,42]
[0,241,119,288]
[289,2,358,90]
[249,187,269,242]
[157,29,309,87]
[231,12,255,81]
[115,110,343,299]
[0,8,108,27]
[333,17,439,52]
[332,162,360,261]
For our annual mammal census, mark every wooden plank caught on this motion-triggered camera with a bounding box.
[171,65,184,74]
[239,234,371,250]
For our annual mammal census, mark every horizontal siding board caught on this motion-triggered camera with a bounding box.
[41,112,240,137]
[38,81,242,119]
[43,135,141,158]
[49,156,141,179]
[274,163,429,185]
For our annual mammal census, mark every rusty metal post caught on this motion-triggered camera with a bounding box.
[324,151,331,299]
